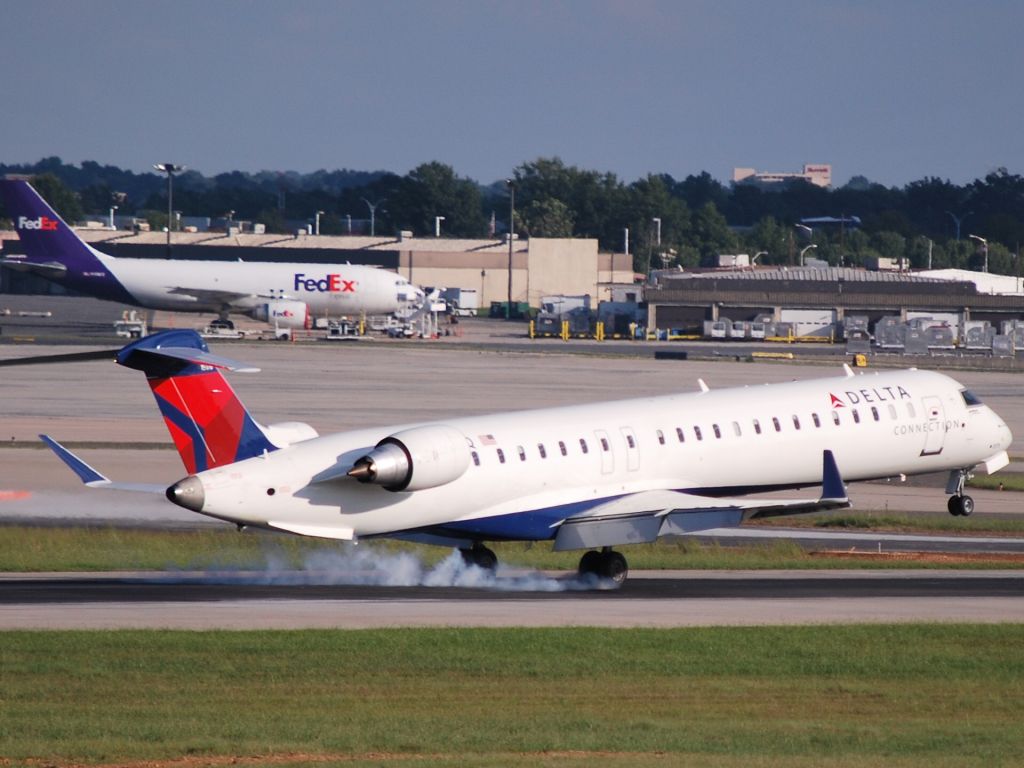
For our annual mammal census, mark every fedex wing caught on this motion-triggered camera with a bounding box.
[44,330,1012,585]
[0,178,423,326]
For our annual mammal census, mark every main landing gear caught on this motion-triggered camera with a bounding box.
[578,548,628,585]
[946,468,975,517]
[460,543,498,571]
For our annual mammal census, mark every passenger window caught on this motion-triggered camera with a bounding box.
[772,417,781,432]
[812,413,821,428]
[792,415,801,430]
[832,410,841,426]
[626,434,636,449]
[656,429,665,445]
[600,437,610,451]
[732,421,741,437]
[888,405,897,420]
[712,424,721,439]
[871,407,880,422]
[579,438,589,454]
[852,409,861,424]
[753,419,762,435]
[517,446,526,461]
[538,443,547,459]
[497,448,505,464]
[676,427,685,443]
[694,426,703,441]
[471,451,480,466]
[907,403,916,418]
[559,440,567,456]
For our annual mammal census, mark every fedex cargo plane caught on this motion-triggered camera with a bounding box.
[44,330,1012,585]
[0,178,423,328]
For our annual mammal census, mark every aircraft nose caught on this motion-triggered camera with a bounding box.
[166,475,205,512]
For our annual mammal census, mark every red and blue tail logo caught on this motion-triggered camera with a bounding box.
[117,330,277,473]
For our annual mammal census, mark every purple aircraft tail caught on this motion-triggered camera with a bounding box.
[0,178,135,303]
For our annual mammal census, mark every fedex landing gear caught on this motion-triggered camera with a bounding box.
[460,543,497,571]
[578,548,628,585]
[946,468,975,517]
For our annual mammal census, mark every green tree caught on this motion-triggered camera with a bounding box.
[521,198,574,238]
[390,162,486,237]
[31,173,83,223]
[692,202,737,265]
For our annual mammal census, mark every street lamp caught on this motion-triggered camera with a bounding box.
[505,179,515,319]
[362,197,385,237]
[153,163,185,258]
[947,210,973,242]
[753,251,768,266]
[794,223,813,238]
[799,244,818,266]
[108,205,118,230]
[315,210,324,236]
[969,234,989,273]
[434,216,445,238]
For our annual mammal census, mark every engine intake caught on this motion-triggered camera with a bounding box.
[347,425,470,492]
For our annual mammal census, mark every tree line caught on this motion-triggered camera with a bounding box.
[2,156,1022,275]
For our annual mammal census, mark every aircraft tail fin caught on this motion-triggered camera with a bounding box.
[117,329,278,473]
[0,178,134,302]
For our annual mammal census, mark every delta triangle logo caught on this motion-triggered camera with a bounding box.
[829,393,846,408]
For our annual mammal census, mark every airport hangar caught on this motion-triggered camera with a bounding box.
[0,228,637,310]
[644,266,1024,332]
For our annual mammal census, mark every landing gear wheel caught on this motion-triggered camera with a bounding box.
[948,495,975,517]
[578,550,602,576]
[597,550,628,585]
[460,544,498,571]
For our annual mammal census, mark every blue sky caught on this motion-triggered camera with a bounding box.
[3,0,1021,187]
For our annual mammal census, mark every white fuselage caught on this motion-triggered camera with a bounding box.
[95,249,420,317]
[185,368,1011,543]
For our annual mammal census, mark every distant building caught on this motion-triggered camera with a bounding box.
[733,164,832,190]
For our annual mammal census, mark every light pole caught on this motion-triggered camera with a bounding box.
[969,234,989,273]
[345,214,352,234]
[795,223,813,239]
[108,205,118,230]
[315,210,324,236]
[753,251,768,267]
[947,210,973,241]
[434,216,445,238]
[505,179,515,319]
[652,217,661,247]
[153,163,185,258]
[799,244,818,266]
[362,197,385,237]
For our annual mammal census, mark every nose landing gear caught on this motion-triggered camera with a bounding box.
[946,468,975,517]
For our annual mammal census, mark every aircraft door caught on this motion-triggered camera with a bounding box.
[920,396,945,456]
[620,427,640,471]
[594,429,614,474]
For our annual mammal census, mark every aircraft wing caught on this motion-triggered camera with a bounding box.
[39,435,166,493]
[552,450,849,551]
[165,286,253,305]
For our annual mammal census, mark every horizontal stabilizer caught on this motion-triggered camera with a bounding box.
[0,257,68,276]
[39,435,165,493]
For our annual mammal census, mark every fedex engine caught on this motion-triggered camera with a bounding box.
[347,425,470,491]
[252,300,310,329]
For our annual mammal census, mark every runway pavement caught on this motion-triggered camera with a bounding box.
[2,570,1023,629]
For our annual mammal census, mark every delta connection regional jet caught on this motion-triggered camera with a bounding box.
[0,178,423,328]
[41,330,1011,584]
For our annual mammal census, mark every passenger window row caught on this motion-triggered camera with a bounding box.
[468,402,920,468]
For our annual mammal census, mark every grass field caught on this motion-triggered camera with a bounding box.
[1,525,1022,574]
[2,626,1023,767]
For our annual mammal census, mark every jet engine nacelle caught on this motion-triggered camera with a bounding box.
[252,300,310,329]
[347,425,470,492]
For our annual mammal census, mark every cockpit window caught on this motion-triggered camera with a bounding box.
[961,389,983,407]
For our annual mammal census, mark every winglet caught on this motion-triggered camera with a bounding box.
[820,449,848,503]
